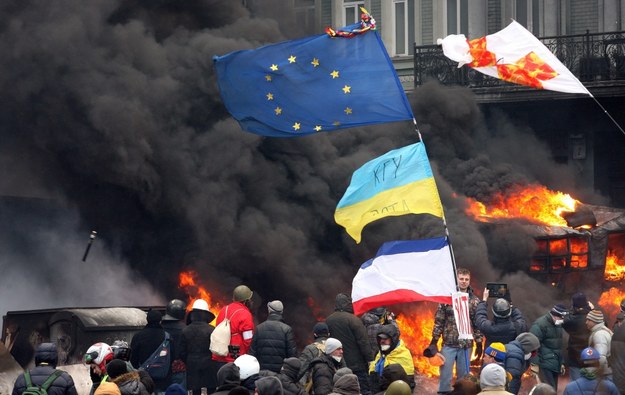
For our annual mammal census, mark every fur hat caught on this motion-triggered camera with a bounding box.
[484,342,506,362]
[480,363,506,388]
[572,292,588,309]
[550,304,568,318]
[325,338,342,355]
[586,309,604,324]
[267,300,284,314]
[516,332,540,354]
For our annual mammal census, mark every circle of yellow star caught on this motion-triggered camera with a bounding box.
[311,58,319,67]
[274,107,282,115]
[314,125,322,131]
[266,93,274,100]
[288,55,296,63]
[330,70,339,79]
[270,64,279,71]
[293,122,301,130]
[342,85,351,94]
[344,107,352,115]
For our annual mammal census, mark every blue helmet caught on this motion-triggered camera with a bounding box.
[581,347,600,361]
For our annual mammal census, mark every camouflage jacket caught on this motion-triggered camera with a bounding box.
[431,287,482,348]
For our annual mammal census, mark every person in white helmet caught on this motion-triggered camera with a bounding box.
[83,342,114,395]
[180,298,219,395]
[234,354,261,393]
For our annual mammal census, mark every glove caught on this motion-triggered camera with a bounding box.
[474,340,483,360]
[530,363,539,375]
[560,364,566,376]
[423,341,438,358]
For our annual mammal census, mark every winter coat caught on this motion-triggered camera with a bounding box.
[475,302,526,348]
[12,365,78,395]
[249,312,298,373]
[327,374,360,395]
[180,309,220,393]
[609,322,625,395]
[368,325,414,379]
[211,362,241,395]
[93,381,121,395]
[503,340,528,395]
[299,339,326,379]
[255,376,284,395]
[112,371,150,395]
[530,313,563,373]
[213,301,255,363]
[326,294,372,371]
[432,286,481,348]
[161,318,186,361]
[277,358,307,395]
[562,307,591,368]
[589,323,613,375]
[563,372,620,395]
[130,323,167,369]
[309,353,345,395]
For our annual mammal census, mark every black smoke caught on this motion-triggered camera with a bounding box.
[0,1,608,343]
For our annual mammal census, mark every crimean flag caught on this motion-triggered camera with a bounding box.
[213,24,413,137]
[335,142,443,244]
[351,237,456,315]
[438,20,591,95]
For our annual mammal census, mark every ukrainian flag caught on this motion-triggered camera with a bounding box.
[335,142,444,243]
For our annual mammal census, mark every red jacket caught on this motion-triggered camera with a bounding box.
[212,301,254,362]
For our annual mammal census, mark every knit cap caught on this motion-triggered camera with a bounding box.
[480,363,506,388]
[484,342,506,362]
[515,332,540,354]
[147,309,162,324]
[325,338,342,355]
[106,359,128,379]
[313,322,329,337]
[586,309,604,324]
[267,300,284,314]
[572,292,588,309]
[550,304,568,318]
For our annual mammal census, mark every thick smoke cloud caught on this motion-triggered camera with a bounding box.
[0,1,605,342]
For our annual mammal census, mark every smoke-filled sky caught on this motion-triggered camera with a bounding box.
[0,1,612,341]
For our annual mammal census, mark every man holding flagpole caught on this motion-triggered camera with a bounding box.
[429,268,482,395]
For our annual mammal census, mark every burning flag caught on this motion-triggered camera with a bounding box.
[438,20,591,95]
[335,142,444,243]
[351,237,456,315]
[213,22,413,137]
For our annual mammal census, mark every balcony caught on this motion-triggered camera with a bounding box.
[413,30,625,103]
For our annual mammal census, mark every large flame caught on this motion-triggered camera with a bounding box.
[179,270,223,323]
[395,303,441,378]
[598,286,625,323]
[465,184,579,226]
[605,251,625,282]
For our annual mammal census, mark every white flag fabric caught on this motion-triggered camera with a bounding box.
[452,292,474,340]
[351,237,456,315]
[438,20,591,95]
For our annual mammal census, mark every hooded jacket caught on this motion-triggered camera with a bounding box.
[309,353,346,395]
[12,343,78,395]
[503,340,527,395]
[255,376,284,395]
[180,308,220,393]
[369,325,414,378]
[530,313,563,373]
[562,368,620,395]
[277,358,307,395]
[249,312,298,373]
[112,371,150,395]
[212,363,242,395]
[475,301,527,348]
[328,374,360,395]
[326,294,372,371]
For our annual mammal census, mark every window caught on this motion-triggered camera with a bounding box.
[344,1,365,25]
[295,0,316,35]
[530,236,589,274]
[446,0,468,35]
[393,0,415,56]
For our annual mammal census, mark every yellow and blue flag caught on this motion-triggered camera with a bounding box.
[335,142,444,243]
[213,26,413,137]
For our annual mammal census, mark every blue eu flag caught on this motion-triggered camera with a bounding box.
[213,27,414,137]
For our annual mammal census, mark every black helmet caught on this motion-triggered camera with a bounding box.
[165,299,187,320]
[111,340,132,361]
[492,298,511,318]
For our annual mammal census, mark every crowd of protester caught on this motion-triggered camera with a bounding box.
[10,279,625,395]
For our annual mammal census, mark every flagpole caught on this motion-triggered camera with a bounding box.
[588,94,625,137]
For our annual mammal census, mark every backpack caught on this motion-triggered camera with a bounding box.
[23,369,63,395]
[139,331,171,380]
[303,341,326,393]
[210,306,242,357]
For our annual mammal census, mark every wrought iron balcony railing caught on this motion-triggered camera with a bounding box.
[414,30,625,89]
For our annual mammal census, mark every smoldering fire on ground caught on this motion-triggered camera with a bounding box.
[1,0,624,357]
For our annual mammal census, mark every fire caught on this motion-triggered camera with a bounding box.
[598,287,625,323]
[178,271,223,323]
[395,303,440,377]
[306,297,326,321]
[604,251,625,282]
[465,184,579,226]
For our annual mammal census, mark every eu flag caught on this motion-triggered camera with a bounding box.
[213,27,414,137]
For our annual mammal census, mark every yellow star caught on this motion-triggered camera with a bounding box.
[265,75,272,81]
[330,70,339,79]
[275,107,282,115]
[333,121,341,126]
[311,58,319,67]
[266,93,273,100]
[314,125,322,131]
[344,107,352,115]
[288,55,296,63]
[293,122,301,131]
[270,64,279,71]
[342,85,351,94]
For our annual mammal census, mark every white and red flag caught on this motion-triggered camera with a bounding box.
[452,292,473,340]
[438,20,591,96]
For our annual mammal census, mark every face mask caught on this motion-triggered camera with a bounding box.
[554,319,564,326]
[332,356,342,363]
[381,344,391,351]
[524,353,532,360]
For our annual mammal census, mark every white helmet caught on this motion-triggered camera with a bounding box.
[192,299,209,311]
[234,354,260,380]
[84,342,114,371]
